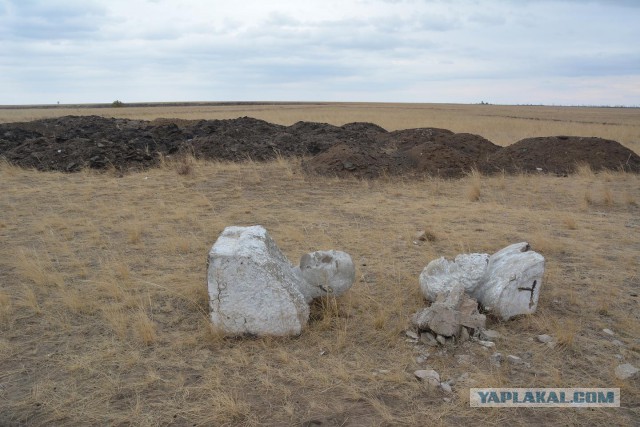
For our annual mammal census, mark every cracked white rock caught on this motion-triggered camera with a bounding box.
[419,242,545,320]
[208,226,309,336]
[296,250,355,302]
[207,225,355,336]
[419,253,489,301]
[475,243,545,320]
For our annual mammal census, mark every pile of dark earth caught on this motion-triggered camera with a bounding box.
[1,115,639,178]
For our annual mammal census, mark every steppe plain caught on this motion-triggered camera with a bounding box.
[1,102,639,426]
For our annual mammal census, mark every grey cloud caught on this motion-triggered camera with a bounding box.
[1,0,109,40]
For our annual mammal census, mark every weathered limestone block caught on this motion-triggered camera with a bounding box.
[419,253,489,302]
[295,250,356,302]
[418,242,544,320]
[207,226,356,336]
[472,242,545,320]
[207,226,309,336]
[412,283,486,337]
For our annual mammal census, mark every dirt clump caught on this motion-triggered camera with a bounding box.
[481,136,640,175]
[1,115,638,177]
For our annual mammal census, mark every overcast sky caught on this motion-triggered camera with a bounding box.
[1,0,639,106]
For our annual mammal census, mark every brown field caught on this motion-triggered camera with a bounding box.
[1,103,639,426]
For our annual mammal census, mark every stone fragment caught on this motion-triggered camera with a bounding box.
[414,369,440,387]
[614,363,638,380]
[603,328,615,336]
[440,382,453,394]
[412,283,486,337]
[490,352,503,367]
[506,355,528,366]
[419,253,489,301]
[208,225,309,336]
[420,332,439,347]
[473,242,545,320]
[537,334,553,343]
[405,330,419,340]
[296,250,355,302]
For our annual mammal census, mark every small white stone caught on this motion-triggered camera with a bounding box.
[507,355,525,365]
[414,369,440,387]
[490,352,503,367]
[615,363,638,380]
[478,340,495,348]
[405,330,419,340]
[416,355,428,364]
[440,382,453,394]
[602,328,615,336]
[537,334,553,343]
[420,332,439,347]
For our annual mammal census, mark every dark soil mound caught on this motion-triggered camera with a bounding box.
[481,136,640,175]
[1,115,638,178]
[303,128,501,178]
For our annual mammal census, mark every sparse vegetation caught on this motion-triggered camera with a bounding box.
[0,104,639,425]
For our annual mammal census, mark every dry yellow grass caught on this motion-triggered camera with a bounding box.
[0,104,639,425]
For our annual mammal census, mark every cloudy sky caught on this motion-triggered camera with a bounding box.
[1,0,639,105]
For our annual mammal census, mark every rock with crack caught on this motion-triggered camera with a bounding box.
[474,242,545,320]
[207,225,355,336]
[419,253,489,301]
[419,242,544,320]
[412,283,486,337]
[295,250,356,302]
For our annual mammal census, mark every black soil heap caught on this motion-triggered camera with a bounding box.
[1,115,638,177]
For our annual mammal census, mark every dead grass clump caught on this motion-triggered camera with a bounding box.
[575,162,596,179]
[133,310,157,345]
[465,168,482,201]
[561,215,577,230]
[174,154,197,176]
[601,186,614,207]
[61,288,96,315]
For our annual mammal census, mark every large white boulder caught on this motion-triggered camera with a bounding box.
[207,226,309,336]
[419,253,489,301]
[207,226,356,336]
[418,242,544,320]
[472,242,545,320]
[295,250,356,302]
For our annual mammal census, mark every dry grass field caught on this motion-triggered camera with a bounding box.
[1,103,639,426]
